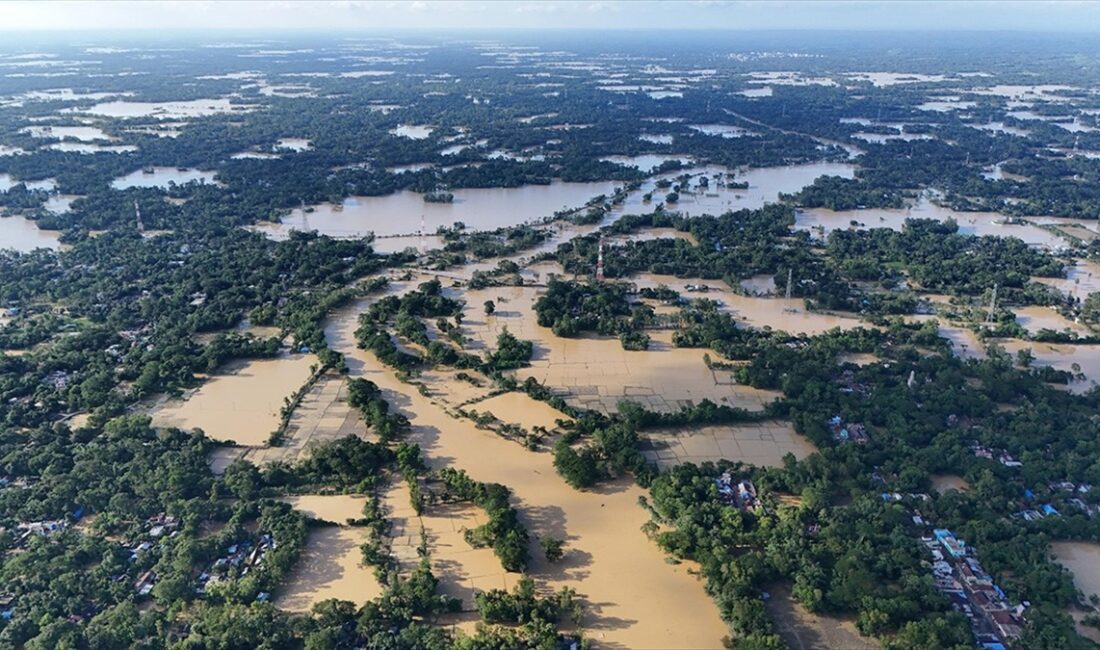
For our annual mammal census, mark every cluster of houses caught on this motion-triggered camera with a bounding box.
[969,441,1023,468]
[195,534,277,596]
[827,415,869,444]
[12,518,67,548]
[715,471,762,512]
[924,529,1026,649]
[835,369,870,396]
[123,513,182,597]
[1016,482,1097,521]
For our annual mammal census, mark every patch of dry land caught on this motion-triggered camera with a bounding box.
[325,298,730,649]
[461,285,780,414]
[150,352,316,445]
[765,584,877,650]
[276,495,384,612]
[641,420,817,469]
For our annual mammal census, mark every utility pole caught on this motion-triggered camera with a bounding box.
[134,200,144,234]
[987,283,998,324]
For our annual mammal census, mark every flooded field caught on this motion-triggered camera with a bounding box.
[630,273,868,336]
[0,174,56,192]
[1052,542,1100,602]
[384,481,516,612]
[1014,306,1088,336]
[796,197,1071,250]
[466,391,569,430]
[254,180,617,238]
[390,124,434,139]
[765,584,877,650]
[244,371,365,467]
[641,420,817,469]
[276,495,383,612]
[111,167,218,190]
[149,352,316,445]
[74,98,253,118]
[461,285,781,413]
[615,162,856,216]
[0,215,62,252]
[22,125,111,141]
[325,298,732,649]
[931,474,971,493]
[993,339,1100,394]
[601,154,693,172]
[1035,259,1100,300]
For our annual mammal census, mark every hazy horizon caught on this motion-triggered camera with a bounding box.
[4,0,1100,33]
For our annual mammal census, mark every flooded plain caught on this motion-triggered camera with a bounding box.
[74,98,254,118]
[0,215,62,252]
[467,391,569,430]
[1052,542,1100,601]
[796,197,1071,250]
[641,420,817,469]
[461,285,782,413]
[111,167,219,190]
[149,352,316,445]
[325,298,732,649]
[254,180,618,238]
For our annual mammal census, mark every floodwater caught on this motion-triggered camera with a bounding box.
[467,391,569,431]
[253,180,617,239]
[48,142,137,154]
[44,194,80,214]
[931,474,971,493]
[22,125,111,141]
[993,339,1100,394]
[384,481,516,612]
[600,154,693,172]
[615,162,857,217]
[766,583,877,650]
[688,124,754,138]
[796,197,1071,250]
[111,167,218,190]
[852,132,934,144]
[642,420,816,469]
[740,274,777,295]
[1014,306,1088,336]
[276,526,383,610]
[390,124,434,139]
[275,138,312,151]
[74,98,253,118]
[462,285,782,414]
[324,299,732,648]
[1052,542,1100,601]
[0,215,62,252]
[0,174,56,192]
[282,494,368,524]
[974,122,1029,137]
[630,273,868,336]
[1035,259,1100,300]
[149,352,317,445]
[638,133,673,144]
[231,151,281,160]
[737,86,773,98]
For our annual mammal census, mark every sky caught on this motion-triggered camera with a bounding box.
[2,0,1100,32]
